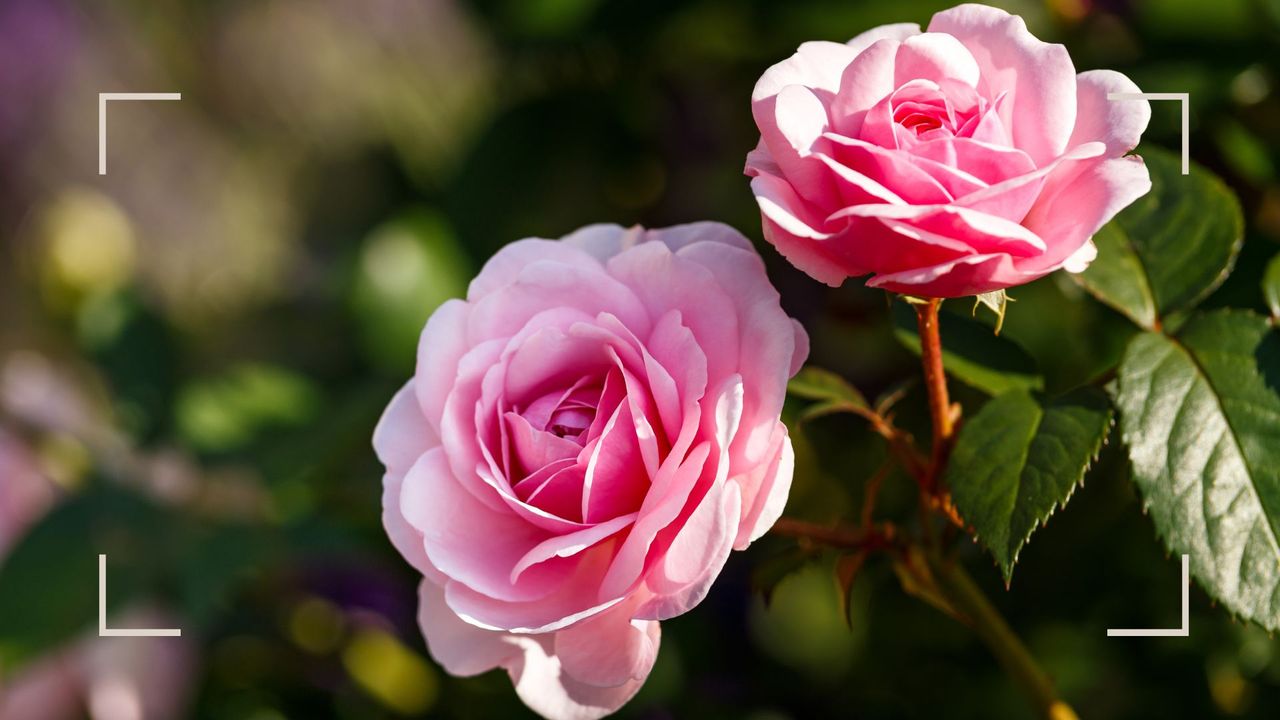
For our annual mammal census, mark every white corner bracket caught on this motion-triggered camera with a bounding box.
[98,554,182,637]
[97,92,181,175]
[1106,554,1190,637]
[1106,92,1189,175]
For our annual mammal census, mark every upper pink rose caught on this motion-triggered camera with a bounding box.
[375,223,807,720]
[746,3,1152,297]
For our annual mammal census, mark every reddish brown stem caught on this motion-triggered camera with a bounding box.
[915,299,956,492]
[771,517,898,552]
[848,405,928,484]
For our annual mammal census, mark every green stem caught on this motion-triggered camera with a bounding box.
[930,554,1078,720]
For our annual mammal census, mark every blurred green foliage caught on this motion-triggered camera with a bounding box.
[1,0,1280,719]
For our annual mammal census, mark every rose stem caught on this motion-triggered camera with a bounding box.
[931,554,1079,720]
[914,300,1071,717]
[914,298,955,493]
[770,517,896,552]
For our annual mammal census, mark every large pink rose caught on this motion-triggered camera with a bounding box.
[374,223,807,719]
[746,3,1152,297]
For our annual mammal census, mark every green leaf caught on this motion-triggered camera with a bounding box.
[946,387,1112,583]
[1073,146,1243,329]
[787,367,869,424]
[0,486,166,671]
[1077,223,1159,329]
[891,302,1043,396]
[1114,310,1280,630]
[1264,253,1280,320]
[787,366,867,407]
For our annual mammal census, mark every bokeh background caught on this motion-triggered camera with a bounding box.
[1,0,1279,718]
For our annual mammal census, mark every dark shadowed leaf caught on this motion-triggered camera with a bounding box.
[946,387,1112,583]
[751,546,817,608]
[0,486,166,671]
[892,302,1043,396]
[1073,146,1243,329]
[1114,310,1280,630]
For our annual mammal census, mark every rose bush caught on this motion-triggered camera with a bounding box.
[375,222,807,719]
[746,2,1152,297]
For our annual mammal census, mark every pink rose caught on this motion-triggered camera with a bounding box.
[746,3,1152,297]
[375,223,807,719]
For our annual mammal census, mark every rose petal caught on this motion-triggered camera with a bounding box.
[951,141,1104,221]
[1018,154,1151,274]
[895,32,980,88]
[866,252,1018,297]
[811,151,908,205]
[675,241,806,467]
[733,425,795,549]
[638,479,742,620]
[752,40,861,103]
[505,411,583,476]
[1061,239,1098,274]
[639,221,756,254]
[822,134,954,204]
[580,395,648,523]
[558,224,640,262]
[598,441,712,599]
[503,325,614,408]
[467,239,604,300]
[845,22,921,55]
[417,580,520,676]
[928,4,1077,165]
[830,38,901,135]
[755,85,840,208]
[553,597,660,689]
[467,260,650,347]
[445,542,624,633]
[606,241,741,389]
[401,448,560,603]
[1069,69,1151,157]
[507,629,658,720]
[512,513,637,583]
[374,381,437,476]
[415,299,471,432]
[910,136,1033,186]
[829,203,1047,257]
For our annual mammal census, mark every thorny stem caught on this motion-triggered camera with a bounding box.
[851,406,929,485]
[770,298,1077,720]
[913,299,965,529]
[914,298,956,491]
[859,460,890,530]
[770,517,898,553]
